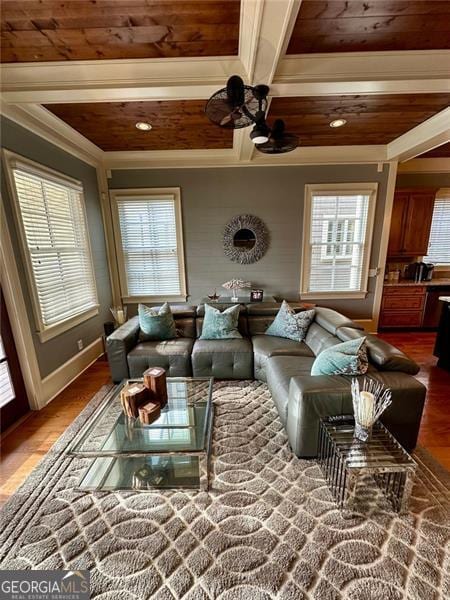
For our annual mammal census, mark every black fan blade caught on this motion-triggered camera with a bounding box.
[271,119,286,139]
[226,75,245,107]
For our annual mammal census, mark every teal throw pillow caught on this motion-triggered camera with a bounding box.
[138,302,177,341]
[266,301,315,342]
[200,304,242,340]
[311,337,369,376]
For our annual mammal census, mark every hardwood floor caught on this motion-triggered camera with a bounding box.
[0,359,111,508]
[379,331,450,471]
[0,333,449,507]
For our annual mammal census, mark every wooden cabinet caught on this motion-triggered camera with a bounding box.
[387,189,436,257]
[379,285,426,329]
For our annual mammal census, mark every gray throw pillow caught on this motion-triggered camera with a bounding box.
[266,301,315,342]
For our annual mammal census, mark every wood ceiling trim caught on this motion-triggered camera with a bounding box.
[1,0,240,62]
[267,94,450,147]
[287,0,450,54]
[43,100,234,151]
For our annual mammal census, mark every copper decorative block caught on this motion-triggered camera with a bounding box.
[120,382,149,418]
[143,367,168,406]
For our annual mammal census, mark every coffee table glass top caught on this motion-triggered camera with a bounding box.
[68,378,213,456]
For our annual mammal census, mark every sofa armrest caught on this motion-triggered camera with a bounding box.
[106,316,140,382]
[286,375,352,457]
[286,372,426,457]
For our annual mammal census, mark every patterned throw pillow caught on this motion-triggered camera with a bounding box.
[311,337,369,376]
[138,303,177,341]
[200,304,242,340]
[265,301,315,342]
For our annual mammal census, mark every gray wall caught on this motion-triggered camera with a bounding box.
[396,172,450,188]
[109,163,390,320]
[1,117,112,378]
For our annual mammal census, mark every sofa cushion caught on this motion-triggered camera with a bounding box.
[314,307,363,336]
[200,303,242,340]
[252,334,315,382]
[266,301,315,342]
[138,303,177,341]
[127,338,194,377]
[311,337,368,376]
[305,322,341,356]
[265,355,316,424]
[192,338,253,379]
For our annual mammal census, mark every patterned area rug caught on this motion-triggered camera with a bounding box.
[1,381,449,599]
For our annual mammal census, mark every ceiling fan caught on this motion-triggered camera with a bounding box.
[205,75,299,154]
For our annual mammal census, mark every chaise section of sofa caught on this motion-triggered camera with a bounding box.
[264,307,425,457]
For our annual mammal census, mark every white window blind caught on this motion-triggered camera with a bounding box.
[116,194,184,298]
[0,336,15,408]
[11,166,98,329]
[424,190,450,265]
[302,186,376,296]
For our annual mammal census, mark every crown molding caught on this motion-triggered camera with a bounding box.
[0,100,102,166]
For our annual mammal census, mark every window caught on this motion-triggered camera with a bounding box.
[424,189,450,266]
[4,151,98,342]
[301,183,377,298]
[111,188,186,302]
[0,336,14,408]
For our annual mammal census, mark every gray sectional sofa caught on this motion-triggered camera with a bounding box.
[106,303,426,457]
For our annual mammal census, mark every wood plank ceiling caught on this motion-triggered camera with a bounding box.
[417,142,450,158]
[44,100,234,151]
[1,0,240,62]
[287,0,450,53]
[267,95,450,146]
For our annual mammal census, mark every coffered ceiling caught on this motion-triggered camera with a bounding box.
[0,0,449,169]
[287,0,450,54]
[1,0,240,62]
[267,94,450,147]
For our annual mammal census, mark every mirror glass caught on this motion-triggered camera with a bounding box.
[233,228,256,249]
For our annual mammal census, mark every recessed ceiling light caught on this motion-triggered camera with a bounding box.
[135,122,152,131]
[329,119,347,128]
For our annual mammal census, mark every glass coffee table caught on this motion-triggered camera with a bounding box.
[67,377,214,491]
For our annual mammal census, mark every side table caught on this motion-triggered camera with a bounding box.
[318,416,417,513]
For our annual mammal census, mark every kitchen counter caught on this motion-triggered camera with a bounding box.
[384,279,450,287]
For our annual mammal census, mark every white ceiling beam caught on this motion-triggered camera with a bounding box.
[276,50,450,84]
[387,108,450,162]
[0,57,244,104]
[234,0,302,164]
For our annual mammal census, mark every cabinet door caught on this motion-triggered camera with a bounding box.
[402,193,435,255]
[387,193,408,255]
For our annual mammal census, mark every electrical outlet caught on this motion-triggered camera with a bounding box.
[77,339,83,351]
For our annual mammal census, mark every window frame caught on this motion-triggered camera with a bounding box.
[424,188,450,269]
[3,150,99,342]
[301,182,378,299]
[110,188,187,303]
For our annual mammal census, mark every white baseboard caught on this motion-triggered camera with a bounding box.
[40,337,104,407]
